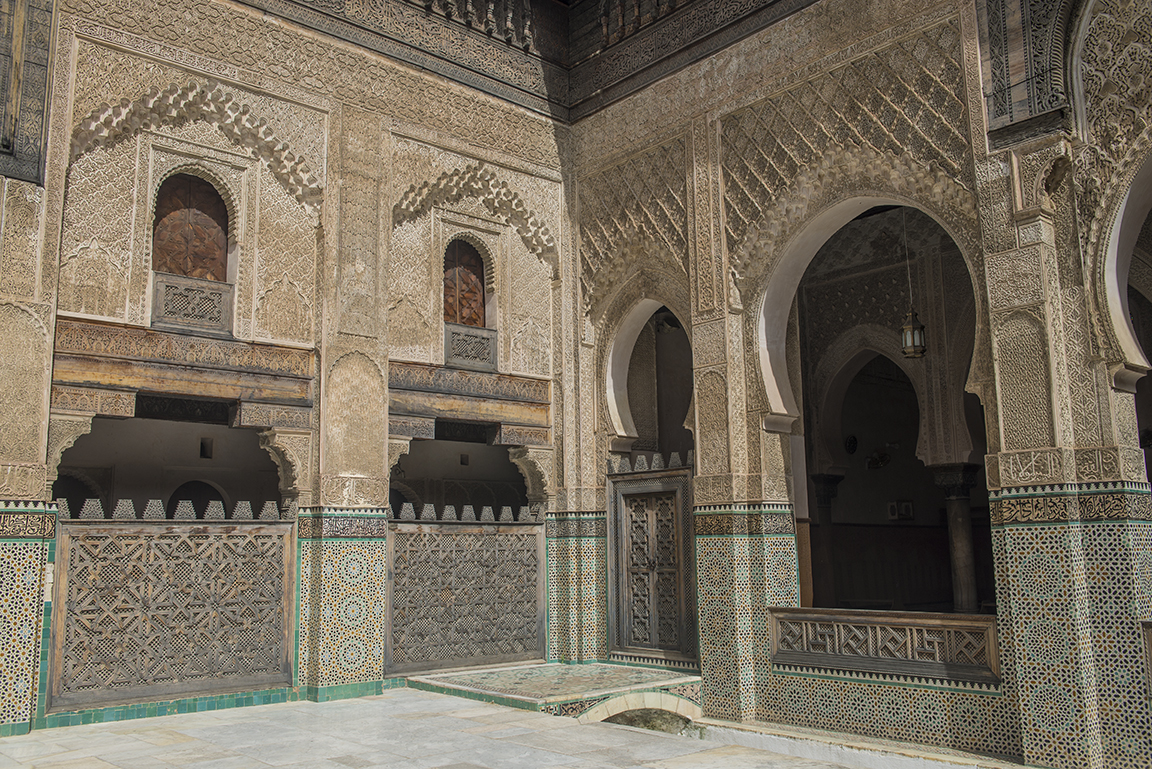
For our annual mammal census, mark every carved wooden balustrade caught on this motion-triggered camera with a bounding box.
[377,507,545,672]
[151,272,234,337]
[769,607,1000,685]
[444,322,498,372]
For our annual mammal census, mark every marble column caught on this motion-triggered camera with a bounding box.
[808,474,842,608]
[931,463,980,614]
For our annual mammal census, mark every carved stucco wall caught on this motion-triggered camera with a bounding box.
[58,60,323,346]
[389,137,558,377]
[0,174,50,498]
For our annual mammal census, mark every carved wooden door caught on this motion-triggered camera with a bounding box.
[443,240,486,327]
[622,491,682,650]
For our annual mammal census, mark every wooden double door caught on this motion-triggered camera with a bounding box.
[610,477,695,663]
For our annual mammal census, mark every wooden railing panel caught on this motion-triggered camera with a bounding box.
[769,607,999,685]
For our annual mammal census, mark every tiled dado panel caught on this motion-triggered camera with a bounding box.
[991,485,1152,769]
[694,504,798,721]
[296,509,388,690]
[756,671,1019,757]
[0,502,54,735]
[546,512,607,662]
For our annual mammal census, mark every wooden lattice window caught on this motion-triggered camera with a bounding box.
[152,173,229,281]
[443,240,486,327]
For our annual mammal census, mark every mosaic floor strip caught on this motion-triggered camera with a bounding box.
[407,662,701,705]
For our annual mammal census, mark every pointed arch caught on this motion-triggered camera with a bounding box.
[745,193,985,428]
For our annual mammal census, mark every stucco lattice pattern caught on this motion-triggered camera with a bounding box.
[0,542,45,726]
[720,18,968,253]
[297,540,386,687]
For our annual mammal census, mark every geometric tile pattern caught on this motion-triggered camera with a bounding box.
[1084,521,1152,769]
[0,541,46,726]
[390,528,541,669]
[756,670,1020,758]
[695,505,798,722]
[546,512,607,663]
[998,521,1104,769]
[985,480,1152,769]
[407,662,702,720]
[743,500,1020,758]
[413,662,689,699]
[297,537,387,688]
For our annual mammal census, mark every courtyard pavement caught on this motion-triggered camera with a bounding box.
[0,688,848,769]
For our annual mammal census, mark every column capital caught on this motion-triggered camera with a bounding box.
[931,463,981,499]
[809,474,844,506]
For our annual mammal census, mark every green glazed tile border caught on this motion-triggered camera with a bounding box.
[297,507,392,518]
[34,688,297,730]
[25,679,407,732]
[405,679,542,711]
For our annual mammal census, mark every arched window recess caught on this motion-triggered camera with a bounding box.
[443,237,497,372]
[150,172,235,338]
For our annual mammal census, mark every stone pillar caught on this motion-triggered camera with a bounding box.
[932,464,980,614]
[808,474,841,608]
[318,107,390,508]
[295,506,389,700]
[979,137,1152,768]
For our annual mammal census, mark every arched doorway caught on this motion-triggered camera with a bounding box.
[605,301,696,667]
[795,205,993,614]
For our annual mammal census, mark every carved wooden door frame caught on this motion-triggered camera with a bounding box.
[606,467,696,670]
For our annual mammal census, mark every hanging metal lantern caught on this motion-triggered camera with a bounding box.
[901,309,926,358]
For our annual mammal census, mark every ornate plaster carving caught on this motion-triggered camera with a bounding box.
[259,428,313,509]
[70,80,323,210]
[731,144,979,301]
[508,446,553,506]
[393,162,557,273]
[45,414,95,499]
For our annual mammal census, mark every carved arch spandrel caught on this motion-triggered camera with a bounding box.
[258,428,314,512]
[593,268,692,461]
[70,80,322,211]
[731,145,980,300]
[508,446,553,510]
[45,414,94,500]
[740,188,989,432]
[393,162,557,275]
